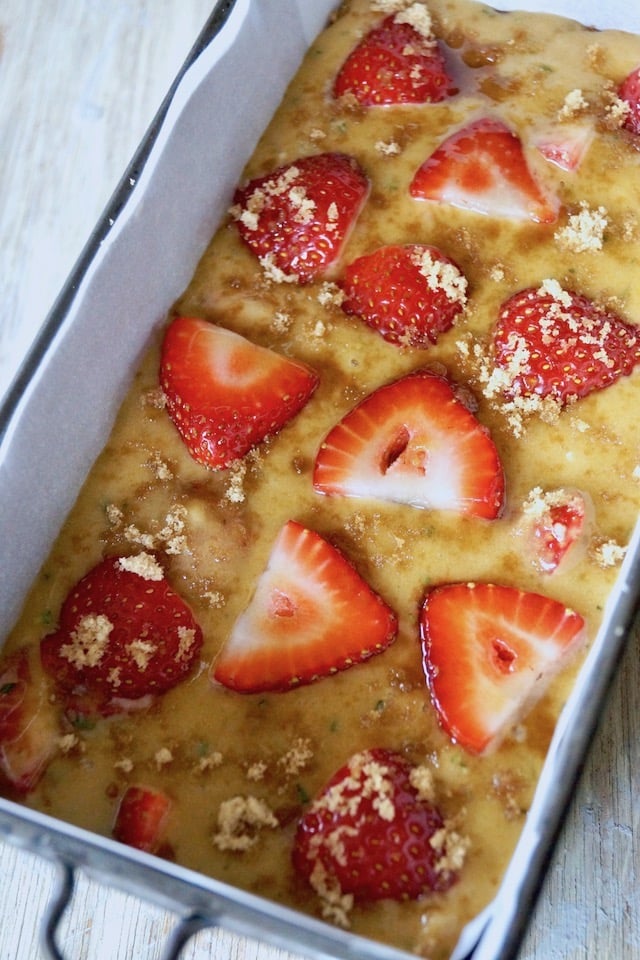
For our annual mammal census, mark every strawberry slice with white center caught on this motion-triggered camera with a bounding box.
[211,520,397,693]
[0,647,61,794]
[410,117,558,223]
[340,243,468,348]
[313,370,504,520]
[160,316,319,470]
[231,152,369,283]
[113,784,171,854]
[533,122,594,172]
[618,65,640,136]
[419,582,587,754]
[333,10,457,106]
[519,487,592,575]
[492,283,640,405]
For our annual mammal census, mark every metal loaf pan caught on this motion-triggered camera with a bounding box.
[1,1,639,958]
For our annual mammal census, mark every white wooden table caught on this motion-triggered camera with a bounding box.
[0,2,638,958]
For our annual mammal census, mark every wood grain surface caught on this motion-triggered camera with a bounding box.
[0,2,638,959]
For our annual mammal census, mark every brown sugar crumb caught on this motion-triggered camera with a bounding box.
[394,3,435,42]
[491,771,527,820]
[557,88,589,120]
[371,0,412,13]
[127,638,157,671]
[411,247,468,306]
[409,763,437,804]
[203,590,226,609]
[196,751,223,773]
[146,452,173,482]
[555,203,608,253]
[106,504,124,528]
[176,626,197,663]
[429,820,470,874]
[225,460,247,504]
[117,552,164,581]
[124,509,188,557]
[212,795,279,851]
[317,281,345,308]
[590,538,627,568]
[141,386,167,410]
[246,761,268,782]
[375,139,402,156]
[60,614,113,669]
[271,310,292,333]
[604,92,632,128]
[278,738,314,778]
[309,860,354,929]
[114,757,134,774]
[259,253,300,285]
[154,747,174,769]
[57,733,80,755]
[316,753,396,823]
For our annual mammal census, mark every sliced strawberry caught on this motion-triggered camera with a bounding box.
[160,316,319,470]
[231,152,368,282]
[340,244,468,348]
[492,284,640,405]
[519,488,592,574]
[40,553,203,716]
[313,370,504,520]
[533,122,594,172]
[618,65,640,136]
[0,647,60,793]
[333,12,457,106]
[113,784,171,853]
[410,117,558,223]
[211,520,397,693]
[292,748,463,903]
[419,582,587,754]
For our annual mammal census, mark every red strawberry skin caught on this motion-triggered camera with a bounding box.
[314,370,504,520]
[333,14,457,106]
[292,748,461,902]
[211,520,397,693]
[410,117,558,223]
[40,554,203,716]
[420,582,587,754]
[493,286,640,404]
[340,244,468,348]
[113,785,171,853]
[160,316,319,470]
[231,152,368,282]
[521,489,591,575]
[0,647,60,794]
[619,65,640,136]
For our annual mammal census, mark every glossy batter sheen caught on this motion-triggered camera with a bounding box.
[4,1,640,957]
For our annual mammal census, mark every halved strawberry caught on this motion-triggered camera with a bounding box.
[160,316,319,470]
[0,647,60,794]
[231,152,368,282]
[492,284,640,405]
[313,370,504,519]
[618,65,640,136]
[340,244,468,348]
[333,11,457,106]
[113,784,171,853]
[410,117,558,223]
[419,582,587,754]
[292,748,463,904]
[533,122,594,172]
[40,553,203,716]
[211,520,397,693]
[518,488,592,574]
